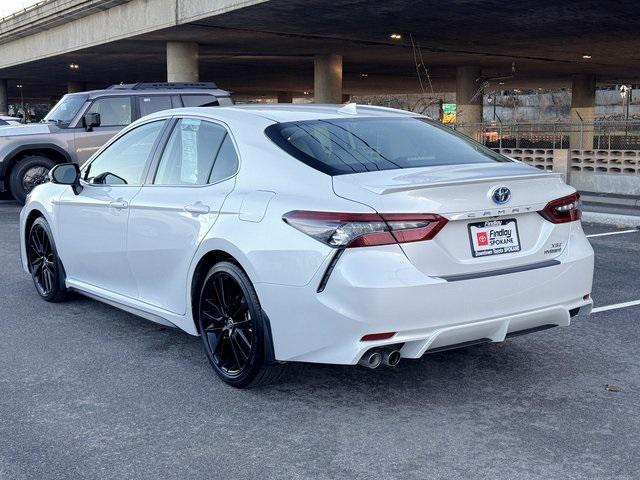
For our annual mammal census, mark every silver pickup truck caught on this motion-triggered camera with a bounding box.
[0,82,232,203]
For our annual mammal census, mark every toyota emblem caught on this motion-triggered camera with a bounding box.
[491,186,511,205]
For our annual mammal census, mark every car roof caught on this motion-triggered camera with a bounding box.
[143,104,421,124]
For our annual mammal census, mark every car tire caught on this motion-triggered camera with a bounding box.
[26,217,68,302]
[9,156,56,204]
[197,261,284,388]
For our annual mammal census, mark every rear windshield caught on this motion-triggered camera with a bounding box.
[265,117,510,175]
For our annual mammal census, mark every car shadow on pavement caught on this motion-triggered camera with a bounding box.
[60,292,588,407]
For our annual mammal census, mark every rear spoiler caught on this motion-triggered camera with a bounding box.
[363,172,562,195]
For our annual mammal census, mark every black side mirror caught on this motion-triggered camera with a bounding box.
[83,112,101,132]
[50,163,83,195]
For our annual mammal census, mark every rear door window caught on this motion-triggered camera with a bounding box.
[138,95,172,117]
[153,118,234,185]
[181,95,220,107]
[265,117,510,175]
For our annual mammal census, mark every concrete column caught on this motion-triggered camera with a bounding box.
[570,74,596,150]
[0,80,7,115]
[552,149,571,183]
[456,66,483,140]
[167,42,199,83]
[67,81,86,93]
[277,91,293,103]
[314,54,342,104]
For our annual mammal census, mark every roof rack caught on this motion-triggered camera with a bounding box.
[107,82,218,90]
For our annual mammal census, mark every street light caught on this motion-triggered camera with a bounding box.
[620,85,631,121]
[16,84,24,122]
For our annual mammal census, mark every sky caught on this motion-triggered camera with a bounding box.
[0,0,42,19]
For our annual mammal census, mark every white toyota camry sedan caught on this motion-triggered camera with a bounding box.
[20,104,594,387]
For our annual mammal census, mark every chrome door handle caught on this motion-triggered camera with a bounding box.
[184,203,210,215]
[109,200,128,209]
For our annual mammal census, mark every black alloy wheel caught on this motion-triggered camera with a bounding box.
[197,261,283,388]
[26,217,67,302]
[9,156,55,204]
[22,165,51,194]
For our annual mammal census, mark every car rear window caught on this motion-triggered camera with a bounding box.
[265,117,511,175]
[181,94,220,107]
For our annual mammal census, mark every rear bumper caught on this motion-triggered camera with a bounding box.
[257,225,594,365]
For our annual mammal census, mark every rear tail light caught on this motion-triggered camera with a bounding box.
[361,332,396,341]
[283,211,448,248]
[539,192,581,224]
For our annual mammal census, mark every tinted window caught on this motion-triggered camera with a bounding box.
[265,117,511,175]
[209,135,239,183]
[154,119,228,185]
[86,97,132,127]
[181,95,219,108]
[139,96,172,117]
[0,120,6,126]
[84,120,165,185]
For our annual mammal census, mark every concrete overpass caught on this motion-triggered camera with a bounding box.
[1,0,640,126]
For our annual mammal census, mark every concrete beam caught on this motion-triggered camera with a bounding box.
[314,54,342,104]
[0,80,7,115]
[167,42,199,83]
[0,0,131,42]
[0,0,268,70]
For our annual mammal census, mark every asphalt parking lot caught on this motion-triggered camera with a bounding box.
[0,200,638,480]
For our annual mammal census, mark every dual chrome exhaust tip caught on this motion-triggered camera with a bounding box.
[358,348,401,369]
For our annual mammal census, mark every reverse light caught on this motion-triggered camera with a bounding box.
[539,192,581,224]
[283,211,448,248]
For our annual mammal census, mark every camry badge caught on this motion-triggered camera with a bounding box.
[491,186,511,205]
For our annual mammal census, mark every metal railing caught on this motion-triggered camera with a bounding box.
[452,120,640,150]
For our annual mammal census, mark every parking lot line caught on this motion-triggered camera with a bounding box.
[592,299,640,313]
[586,229,639,238]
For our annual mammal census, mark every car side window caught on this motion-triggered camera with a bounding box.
[154,118,235,185]
[85,97,132,127]
[83,120,166,185]
[181,95,220,108]
[138,96,172,117]
[209,134,239,183]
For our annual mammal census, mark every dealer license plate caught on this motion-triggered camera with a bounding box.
[468,219,521,257]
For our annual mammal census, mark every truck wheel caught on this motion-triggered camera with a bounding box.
[9,156,56,204]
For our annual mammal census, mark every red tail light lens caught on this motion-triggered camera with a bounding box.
[283,211,448,248]
[361,332,396,341]
[539,192,581,224]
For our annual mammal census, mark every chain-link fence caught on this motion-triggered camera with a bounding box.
[452,120,640,150]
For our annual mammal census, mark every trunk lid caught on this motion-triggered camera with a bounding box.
[332,162,576,277]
